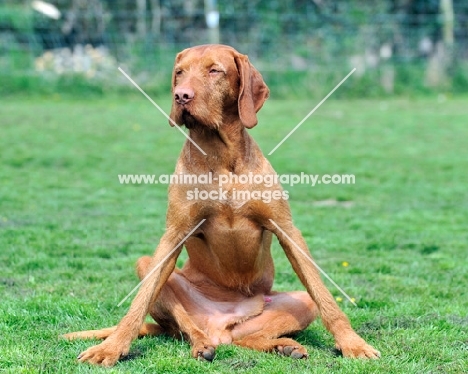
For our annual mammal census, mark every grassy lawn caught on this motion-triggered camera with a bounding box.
[1,96,467,373]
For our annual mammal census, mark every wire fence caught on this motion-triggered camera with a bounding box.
[1,0,468,96]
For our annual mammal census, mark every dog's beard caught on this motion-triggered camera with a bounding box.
[180,108,221,131]
[182,110,201,130]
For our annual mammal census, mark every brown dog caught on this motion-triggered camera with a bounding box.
[63,44,380,366]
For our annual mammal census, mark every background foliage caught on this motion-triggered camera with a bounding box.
[0,0,467,97]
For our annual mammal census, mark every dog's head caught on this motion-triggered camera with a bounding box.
[169,44,269,130]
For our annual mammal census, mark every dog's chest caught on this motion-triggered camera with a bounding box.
[184,179,258,209]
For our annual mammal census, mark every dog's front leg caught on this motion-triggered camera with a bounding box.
[76,224,198,366]
[265,217,380,359]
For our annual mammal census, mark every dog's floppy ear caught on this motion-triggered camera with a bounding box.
[235,54,270,129]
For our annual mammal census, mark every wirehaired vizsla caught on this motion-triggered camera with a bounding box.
[63,44,380,366]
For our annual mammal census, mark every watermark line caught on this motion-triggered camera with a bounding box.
[117,67,207,156]
[268,68,356,155]
[117,219,206,307]
[269,219,357,306]
[117,172,356,188]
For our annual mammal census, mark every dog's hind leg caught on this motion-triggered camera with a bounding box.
[231,291,318,358]
[137,255,217,361]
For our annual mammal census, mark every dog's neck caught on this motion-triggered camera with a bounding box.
[181,121,260,174]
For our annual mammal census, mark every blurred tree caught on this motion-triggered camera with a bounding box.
[61,0,107,46]
[149,0,161,36]
[136,0,146,38]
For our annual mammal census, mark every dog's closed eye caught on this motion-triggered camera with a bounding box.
[194,232,206,240]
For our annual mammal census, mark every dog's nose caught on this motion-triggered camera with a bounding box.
[174,88,194,105]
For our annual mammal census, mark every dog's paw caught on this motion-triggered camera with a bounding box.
[77,340,130,367]
[335,334,380,359]
[276,344,309,359]
[192,343,216,361]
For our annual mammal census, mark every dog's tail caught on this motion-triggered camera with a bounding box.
[60,322,163,340]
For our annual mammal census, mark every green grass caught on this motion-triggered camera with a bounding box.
[1,96,467,373]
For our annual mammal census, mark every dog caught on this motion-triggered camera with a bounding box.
[62,44,380,366]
